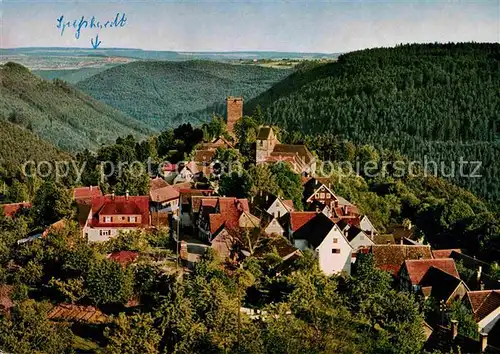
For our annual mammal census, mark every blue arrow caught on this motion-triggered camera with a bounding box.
[91,34,102,49]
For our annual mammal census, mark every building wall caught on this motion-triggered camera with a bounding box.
[226,97,243,134]
[84,227,137,242]
[348,231,374,251]
[317,227,352,275]
[264,218,284,236]
[360,216,377,234]
[267,199,290,219]
[479,306,500,333]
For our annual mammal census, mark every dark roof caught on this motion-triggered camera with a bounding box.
[345,225,364,242]
[419,266,464,302]
[373,234,396,245]
[370,244,433,276]
[253,237,299,259]
[293,212,336,249]
[257,126,273,140]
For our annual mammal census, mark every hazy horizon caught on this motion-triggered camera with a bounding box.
[2,0,498,53]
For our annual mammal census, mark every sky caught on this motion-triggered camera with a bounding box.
[1,0,498,53]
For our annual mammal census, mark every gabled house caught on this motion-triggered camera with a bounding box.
[369,244,433,277]
[263,215,286,237]
[261,194,294,219]
[284,211,318,239]
[466,290,500,334]
[343,224,375,251]
[197,197,257,242]
[149,177,180,213]
[418,266,469,305]
[83,194,151,242]
[292,212,352,275]
[359,215,378,235]
[399,258,460,292]
[178,188,214,227]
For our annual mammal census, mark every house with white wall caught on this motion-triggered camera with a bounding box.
[292,212,352,275]
[82,194,151,242]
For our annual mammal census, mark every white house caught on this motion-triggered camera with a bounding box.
[292,212,352,275]
[264,217,286,236]
[265,196,294,219]
[359,215,378,235]
[343,224,375,251]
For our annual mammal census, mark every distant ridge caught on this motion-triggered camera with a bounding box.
[0,62,153,152]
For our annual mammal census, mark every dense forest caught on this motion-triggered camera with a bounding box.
[0,62,153,153]
[246,43,500,203]
[0,121,70,180]
[76,60,291,129]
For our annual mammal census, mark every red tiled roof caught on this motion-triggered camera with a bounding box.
[202,198,218,208]
[149,179,179,202]
[283,199,294,211]
[150,177,169,190]
[0,284,13,313]
[88,195,150,228]
[73,186,103,202]
[289,212,318,232]
[467,290,500,321]
[161,163,177,172]
[207,198,251,234]
[370,245,433,277]
[1,202,31,217]
[432,249,462,259]
[47,304,107,323]
[107,251,139,266]
[404,258,459,285]
[171,182,193,191]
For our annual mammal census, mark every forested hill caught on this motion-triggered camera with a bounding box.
[246,43,500,203]
[0,120,69,174]
[0,62,153,153]
[76,60,291,129]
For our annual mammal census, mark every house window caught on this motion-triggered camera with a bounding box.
[129,216,137,223]
[331,249,340,254]
[333,238,338,243]
[319,193,325,199]
[326,193,331,199]
[104,216,112,223]
[360,235,365,240]
[100,230,110,236]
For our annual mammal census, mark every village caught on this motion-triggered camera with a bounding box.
[2,97,500,353]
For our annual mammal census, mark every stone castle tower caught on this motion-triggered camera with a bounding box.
[226,96,243,134]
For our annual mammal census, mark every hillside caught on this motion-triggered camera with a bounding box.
[246,43,500,203]
[0,62,153,153]
[33,66,118,84]
[0,120,70,174]
[76,60,291,129]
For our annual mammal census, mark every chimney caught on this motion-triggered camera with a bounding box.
[480,282,485,291]
[126,190,130,200]
[451,320,458,340]
[111,191,115,200]
[90,185,93,191]
[480,332,488,353]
